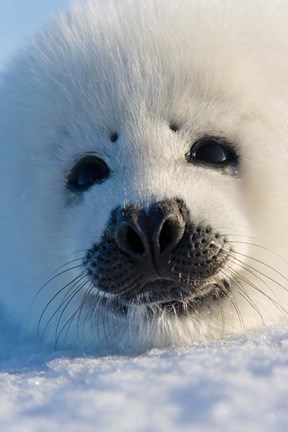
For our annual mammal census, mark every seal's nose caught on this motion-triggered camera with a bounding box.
[86,198,228,303]
[114,200,185,269]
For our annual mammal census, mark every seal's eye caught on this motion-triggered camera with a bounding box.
[68,156,110,190]
[187,137,239,174]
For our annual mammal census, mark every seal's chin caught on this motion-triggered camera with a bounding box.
[94,278,231,318]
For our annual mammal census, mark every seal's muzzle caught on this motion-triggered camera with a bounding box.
[85,199,230,311]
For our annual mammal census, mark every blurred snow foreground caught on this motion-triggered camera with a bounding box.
[0,323,288,432]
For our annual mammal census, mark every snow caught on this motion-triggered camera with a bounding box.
[1,326,288,431]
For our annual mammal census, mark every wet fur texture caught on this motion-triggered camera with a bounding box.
[1,0,288,353]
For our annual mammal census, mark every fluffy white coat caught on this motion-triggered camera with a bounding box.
[1,0,288,353]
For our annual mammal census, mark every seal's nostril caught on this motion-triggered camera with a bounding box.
[159,219,173,253]
[125,225,145,255]
[158,217,184,254]
[116,222,145,258]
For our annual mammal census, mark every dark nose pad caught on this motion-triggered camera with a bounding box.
[114,201,185,269]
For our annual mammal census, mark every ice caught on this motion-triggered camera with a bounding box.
[0,325,288,431]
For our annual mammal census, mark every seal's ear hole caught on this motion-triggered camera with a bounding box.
[110,132,119,143]
[169,122,179,133]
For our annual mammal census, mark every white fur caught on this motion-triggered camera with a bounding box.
[1,0,288,354]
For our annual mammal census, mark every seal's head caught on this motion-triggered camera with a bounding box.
[1,0,288,353]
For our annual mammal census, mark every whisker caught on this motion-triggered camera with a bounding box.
[91,291,107,344]
[77,284,95,342]
[34,262,84,302]
[227,264,288,318]
[38,272,86,340]
[227,254,288,293]
[229,295,245,332]
[54,278,90,349]
[55,278,89,340]
[228,267,266,325]
[228,249,288,282]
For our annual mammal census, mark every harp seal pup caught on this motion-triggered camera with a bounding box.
[1,0,288,354]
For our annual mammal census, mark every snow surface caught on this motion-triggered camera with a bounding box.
[1,325,288,432]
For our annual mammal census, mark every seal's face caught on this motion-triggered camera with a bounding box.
[31,84,252,351]
[78,130,239,314]
[2,0,288,353]
[52,121,248,351]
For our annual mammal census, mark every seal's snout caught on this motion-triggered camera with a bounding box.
[85,199,229,310]
[114,200,185,270]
